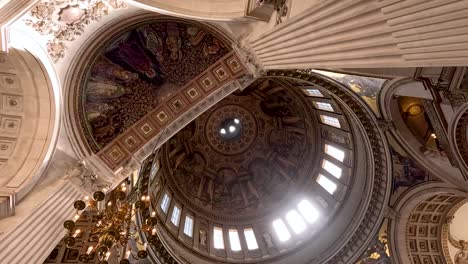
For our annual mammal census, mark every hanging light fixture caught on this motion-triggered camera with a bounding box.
[63,181,158,264]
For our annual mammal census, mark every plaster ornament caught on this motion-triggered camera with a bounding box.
[24,0,127,62]
[456,251,468,264]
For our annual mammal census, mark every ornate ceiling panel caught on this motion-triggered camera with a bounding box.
[160,79,320,220]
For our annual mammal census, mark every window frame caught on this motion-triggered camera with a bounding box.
[316,174,338,194]
[213,226,225,249]
[170,205,181,226]
[160,192,171,213]
[243,228,259,250]
[183,215,194,237]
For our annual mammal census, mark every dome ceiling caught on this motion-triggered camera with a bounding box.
[160,79,321,220]
[78,19,231,152]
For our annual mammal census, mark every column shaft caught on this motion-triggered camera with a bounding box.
[0,181,81,264]
[249,0,468,69]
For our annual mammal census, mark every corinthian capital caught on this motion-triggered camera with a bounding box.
[232,41,265,78]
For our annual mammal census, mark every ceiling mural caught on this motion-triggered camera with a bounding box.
[160,79,321,219]
[79,20,230,151]
[311,69,387,116]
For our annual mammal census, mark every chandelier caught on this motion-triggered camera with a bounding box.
[62,181,158,264]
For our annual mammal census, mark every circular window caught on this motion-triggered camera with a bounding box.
[219,118,242,140]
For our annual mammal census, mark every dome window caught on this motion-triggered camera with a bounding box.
[273,219,291,242]
[214,227,225,249]
[304,88,323,97]
[160,193,171,213]
[229,229,242,251]
[184,215,194,237]
[244,228,259,250]
[170,205,181,226]
[314,102,334,112]
[325,144,345,162]
[320,115,341,128]
[322,160,342,179]
[297,200,319,224]
[286,210,307,234]
[219,118,242,140]
[317,174,337,194]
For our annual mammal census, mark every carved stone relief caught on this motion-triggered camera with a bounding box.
[24,0,127,62]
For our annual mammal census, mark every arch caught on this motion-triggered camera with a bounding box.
[0,47,58,216]
[448,103,468,179]
[379,78,468,191]
[62,12,239,182]
[389,182,468,264]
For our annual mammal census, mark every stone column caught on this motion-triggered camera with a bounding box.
[0,181,82,264]
[248,0,468,69]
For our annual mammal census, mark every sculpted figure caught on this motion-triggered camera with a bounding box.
[199,229,207,246]
[263,233,274,248]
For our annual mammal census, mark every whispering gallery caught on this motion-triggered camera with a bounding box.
[1,1,468,264]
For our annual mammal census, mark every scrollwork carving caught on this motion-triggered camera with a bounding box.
[24,0,127,62]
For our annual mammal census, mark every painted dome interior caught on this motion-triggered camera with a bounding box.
[146,78,359,263]
[78,19,231,152]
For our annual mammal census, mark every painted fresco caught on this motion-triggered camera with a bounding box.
[391,146,430,193]
[80,21,230,151]
[357,219,391,264]
[312,70,387,115]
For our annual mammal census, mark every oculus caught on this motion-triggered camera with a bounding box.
[219,118,242,140]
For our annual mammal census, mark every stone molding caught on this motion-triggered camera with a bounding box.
[441,198,468,264]
[449,103,468,181]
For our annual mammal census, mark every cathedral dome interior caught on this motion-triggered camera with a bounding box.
[138,74,387,264]
[0,1,468,264]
